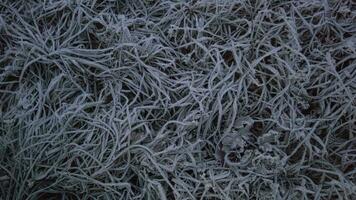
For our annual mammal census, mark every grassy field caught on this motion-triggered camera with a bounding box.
[0,0,355,199]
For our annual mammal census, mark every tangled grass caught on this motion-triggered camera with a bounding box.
[0,0,355,199]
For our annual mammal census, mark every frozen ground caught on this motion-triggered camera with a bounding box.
[0,0,355,199]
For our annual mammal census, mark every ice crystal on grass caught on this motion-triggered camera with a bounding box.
[0,0,355,199]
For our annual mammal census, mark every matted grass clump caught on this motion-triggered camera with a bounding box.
[0,0,355,199]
